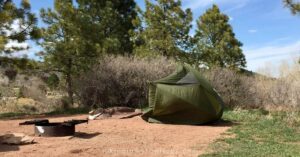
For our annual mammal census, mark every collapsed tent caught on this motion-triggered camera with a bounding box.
[142,65,224,125]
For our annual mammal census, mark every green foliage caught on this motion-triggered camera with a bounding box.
[40,0,137,105]
[0,0,41,53]
[0,57,40,81]
[134,0,193,58]
[40,0,137,59]
[39,0,81,105]
[193,5,246,68]
[46,73,59,89]
[284,0,300,14]
[201,109,300,157]
[40,0,94,73]
[71,0,137,55]
[0,56,40,71]
[283,0,300,64]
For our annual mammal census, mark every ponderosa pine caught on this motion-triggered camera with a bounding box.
[194,5,246,68]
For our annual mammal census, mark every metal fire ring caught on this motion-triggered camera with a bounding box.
[20,119,88,137]
[35,123,75,137]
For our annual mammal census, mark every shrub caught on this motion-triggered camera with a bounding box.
[74,55,176,108]
[17,87,25,98]
[202,63,300,110]
[0,74,9,86]
[4,68,17,81]
[46,73,60,89]
[202,67,258,108]
[73,55,299,111]
[20,77,47,101]
[59,96,72,110]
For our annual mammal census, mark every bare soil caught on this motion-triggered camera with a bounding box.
[0,115,230,157]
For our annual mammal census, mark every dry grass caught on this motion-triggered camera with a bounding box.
[74,55,299,111]
[0,73,64,114]
[74,55,176,108]
[0,97,63,114]
[1,56,298,113]
[202,67,258,108]
[203,59,300,110]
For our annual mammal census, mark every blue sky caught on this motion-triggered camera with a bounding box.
[13,0,300,73]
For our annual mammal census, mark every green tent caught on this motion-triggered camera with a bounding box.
[142,65,224,124]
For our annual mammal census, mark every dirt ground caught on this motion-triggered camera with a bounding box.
[0,115,230,157]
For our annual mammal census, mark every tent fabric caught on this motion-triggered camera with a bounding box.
[141,65,224,125]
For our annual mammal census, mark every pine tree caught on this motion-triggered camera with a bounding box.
[40,0,137,105]
[283,0,300,64]
[284,0,300,14]
[75,0,137,54]
[0,0,40,54]
[194,5,246,68]
[134,0,193,58]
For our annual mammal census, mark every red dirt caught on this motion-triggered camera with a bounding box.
[0,115,230,157]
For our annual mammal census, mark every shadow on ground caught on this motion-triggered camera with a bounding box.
[209,119,238,127]
[73,132,102,139]
[0,144,19,152]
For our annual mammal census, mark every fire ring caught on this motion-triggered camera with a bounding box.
[20,119,88,137]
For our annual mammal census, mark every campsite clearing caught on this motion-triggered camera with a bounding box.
[0,115,229,157]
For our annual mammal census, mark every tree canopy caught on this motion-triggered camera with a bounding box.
[193,5,246,68]
[284,0,300,15]
[0,0,40,54]
[134,0,193,58]
[283,0,300,64]
[40,0,138,72]
[40,0,137,105]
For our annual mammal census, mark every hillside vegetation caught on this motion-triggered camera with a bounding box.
[0,56,299,115]
[0,0,300,156]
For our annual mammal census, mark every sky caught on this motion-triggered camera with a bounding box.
[11,0,300,74]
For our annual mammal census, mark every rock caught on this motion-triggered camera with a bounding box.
[135,109,142,113]
[88,112,103,120]
[0,133,34,145]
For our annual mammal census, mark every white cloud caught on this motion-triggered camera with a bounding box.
[183,0,214,10]
[224,2,248,13]
[265,37,291,46]
[248,29,258,33]
[244,40,300,74]
[3,20,31,52]
[10,42,42,59]
[183,0,249,11]
[3,20,25,36]
[4,40,29,50]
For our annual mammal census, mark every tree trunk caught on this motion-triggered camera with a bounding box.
[66,58,74,106]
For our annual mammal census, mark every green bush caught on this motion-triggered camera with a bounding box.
[46,73,60,89]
